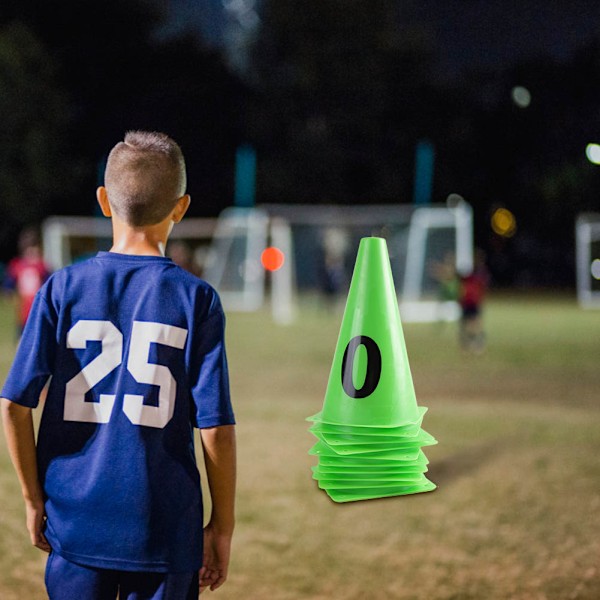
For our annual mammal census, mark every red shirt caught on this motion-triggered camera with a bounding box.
[460,270,488,309]
[7,256,51,326]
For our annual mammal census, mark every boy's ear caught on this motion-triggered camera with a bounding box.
[96,187,112,218]
[172,195,191,224]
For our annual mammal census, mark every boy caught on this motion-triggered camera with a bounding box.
[458,248,489,354]
[1,131,236,599]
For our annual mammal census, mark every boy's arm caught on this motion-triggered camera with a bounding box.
[199,424,236,592]
[1,398,51,553]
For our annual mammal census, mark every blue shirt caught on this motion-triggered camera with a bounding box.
[1,252,235,572]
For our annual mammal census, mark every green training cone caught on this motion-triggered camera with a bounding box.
[307,236,437,502]
[319,237,421,428]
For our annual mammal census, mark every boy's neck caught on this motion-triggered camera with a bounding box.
[109,220,172,257]
[96,187,191,257]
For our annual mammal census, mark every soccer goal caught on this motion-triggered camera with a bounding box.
[201,200,473,323]
[41,210,296,325]
[576,213,600,309]
[42,200,473,324]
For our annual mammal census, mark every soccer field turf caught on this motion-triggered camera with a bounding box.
[0,292,599,599]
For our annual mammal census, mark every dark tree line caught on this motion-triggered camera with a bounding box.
[248,1,600,286]
[1,0,599,286]
[0,0,248,260]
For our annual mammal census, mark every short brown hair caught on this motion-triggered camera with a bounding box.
[104,131,187,226]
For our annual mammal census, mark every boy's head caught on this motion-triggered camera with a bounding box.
[103,131,187,227]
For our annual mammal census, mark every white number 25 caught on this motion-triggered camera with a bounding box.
[64,320,188,429]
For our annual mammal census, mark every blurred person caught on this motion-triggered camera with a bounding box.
[1,131,236,600]
[429,251,460,325]
[458,248,489,354]
[167,239,203,277]
[319,227,349,310]
[4,226,51,336]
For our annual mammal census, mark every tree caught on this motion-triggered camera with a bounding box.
[0,22,72,258]
[0,0,250,222]
[249,0,438,204]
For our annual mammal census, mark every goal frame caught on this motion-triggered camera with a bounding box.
[576,213,600,309]
[202,201,473,323]
[42,201,474,324]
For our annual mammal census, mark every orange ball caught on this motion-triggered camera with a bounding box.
[261,247,285,271]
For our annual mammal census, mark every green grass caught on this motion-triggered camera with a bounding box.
[1,292,599,599]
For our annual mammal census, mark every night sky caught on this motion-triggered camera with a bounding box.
[164,0,600,77]
[400,1,600,76]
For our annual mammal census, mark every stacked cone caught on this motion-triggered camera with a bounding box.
[308,236,437,502]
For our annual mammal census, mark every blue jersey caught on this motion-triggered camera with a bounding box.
[1,252,235,572]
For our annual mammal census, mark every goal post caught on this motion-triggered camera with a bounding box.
[576,213,600,309]
[400,201,473,321]
[201,207,296,324]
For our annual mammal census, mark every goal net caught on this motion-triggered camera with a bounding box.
[201,200,473,323]
[576,213,600,308]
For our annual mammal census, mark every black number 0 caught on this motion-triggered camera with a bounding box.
[341,335,382,398]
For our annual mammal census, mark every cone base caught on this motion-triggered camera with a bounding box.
[311,465,428,479]
[317,450,429,468]
[323,479,437,503]
[309,440,423,461]
[307,406,428,431]
[313,428,437,450]
[313,472,425,486]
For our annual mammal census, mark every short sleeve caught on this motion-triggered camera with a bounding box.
[1,291,57,408]
[187,302,235,429]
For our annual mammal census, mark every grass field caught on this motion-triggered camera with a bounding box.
[1,292,599,599]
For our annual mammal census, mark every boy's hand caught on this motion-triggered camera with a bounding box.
[199,425,235,593]
[199,523,232,593]
[1,399,51,553]
[25,498,51,553]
